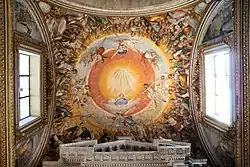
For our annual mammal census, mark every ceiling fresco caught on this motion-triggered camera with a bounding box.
[40,0,211,150]
[202,0,233,43]
[15,0,42,41]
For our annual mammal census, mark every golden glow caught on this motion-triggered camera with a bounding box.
[99,60,146,100]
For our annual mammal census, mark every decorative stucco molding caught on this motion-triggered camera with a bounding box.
[45,0,203,16]
[0,0,15,167]
[234,0,250,166]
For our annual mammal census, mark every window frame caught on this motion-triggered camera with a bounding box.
[14,33,48,140]
[199,41,235,132]
[18,48,41,127]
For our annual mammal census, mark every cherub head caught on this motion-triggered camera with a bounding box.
[168,88,175,94]
[118,93,125,98]
[144,83,149,89]
[73,69,78,74]
[168,74,174,79]
[151,51,158,57]
[115,112,121,116]
[82,98,87,103]
[85,85,90,90]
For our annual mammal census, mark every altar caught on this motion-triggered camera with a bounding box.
[42,137,207,167]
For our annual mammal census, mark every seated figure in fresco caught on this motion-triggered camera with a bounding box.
[111,40,129,58]
[82,85,92,97]
[54,107,72,120]
[99,129,112,143]
[79,127,91,140]
[114,93,128,105]
[62,126,79,143]
[105,98,139,115]
[117,40,128,54]
[140,50,159,70]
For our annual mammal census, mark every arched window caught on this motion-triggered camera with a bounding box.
[18,48,41,127]
[201,42,235,129]
[14,34,48,134]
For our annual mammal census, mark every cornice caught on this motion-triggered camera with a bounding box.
[44,0,202,16]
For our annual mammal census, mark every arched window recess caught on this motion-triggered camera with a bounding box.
[197,34,236,133]
[14,32,49,141]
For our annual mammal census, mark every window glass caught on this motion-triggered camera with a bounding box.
[205,55,214,78]
[19,97,30,120]
[19,54,29,75]
[19,76,29,98]
[204,47,232,126]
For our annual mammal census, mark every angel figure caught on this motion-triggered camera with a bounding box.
[150,51,160,70]
[174,68,188,89]
[154,75,171,102]
[54,14,85,43]
[111,40,129,58]
[142,83,159,108]
[91,47,109,64]
[82,85,92,97]
[111,39,138,58]
[71,69,79,85]
[140,50,160,71]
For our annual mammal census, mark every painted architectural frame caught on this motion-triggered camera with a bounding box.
[0,0,15,166]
